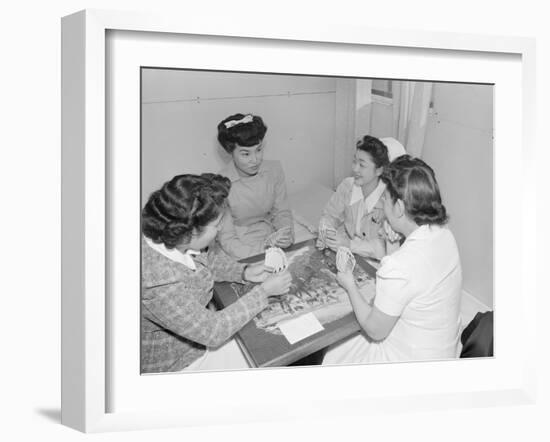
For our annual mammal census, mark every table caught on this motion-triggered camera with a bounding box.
[213,239,377,367]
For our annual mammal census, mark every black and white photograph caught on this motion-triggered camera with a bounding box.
[16,0,543,438]
[140,68,494,374]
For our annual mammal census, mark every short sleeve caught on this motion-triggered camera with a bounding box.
[374,255,416,317]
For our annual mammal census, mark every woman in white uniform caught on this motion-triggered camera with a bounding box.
[323,155,462,364]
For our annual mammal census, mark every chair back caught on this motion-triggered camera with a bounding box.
[460,311,494,358]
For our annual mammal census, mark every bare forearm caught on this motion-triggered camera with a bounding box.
[345,285,373,334]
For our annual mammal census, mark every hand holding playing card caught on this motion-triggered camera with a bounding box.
[318,219,336,244]
[243,262,273,283]
[336,246,356,273]
[317,219,339,250]
[324,229,351,251]
[260,270,292,297]
[315,237,326,250]
[264,246,288,273]
[265,226,293,248]
[336,247,357,292]
[380,220,401,243]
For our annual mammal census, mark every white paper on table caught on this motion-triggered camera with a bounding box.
[277,312,325,345]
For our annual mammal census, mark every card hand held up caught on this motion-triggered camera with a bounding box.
[336,246,356,273]
[264,246,288,273]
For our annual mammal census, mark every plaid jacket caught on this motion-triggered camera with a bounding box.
[141,238,268,373]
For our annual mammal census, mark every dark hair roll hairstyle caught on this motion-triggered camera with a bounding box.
[381,155,448,226]
[142,173,231,249]
[356,135,390,169]
[217,113,267,154]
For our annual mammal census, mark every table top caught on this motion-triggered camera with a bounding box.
[213,239,377,367]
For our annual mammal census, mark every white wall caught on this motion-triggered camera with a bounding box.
[369,102,393,138]
[141,69,336,202]
[422,83,494,308]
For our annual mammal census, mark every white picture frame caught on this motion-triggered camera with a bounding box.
[61,9,537,433]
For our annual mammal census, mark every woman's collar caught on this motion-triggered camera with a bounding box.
[350,179,386,212]
[403,224,437,242]
[144,236,200,271]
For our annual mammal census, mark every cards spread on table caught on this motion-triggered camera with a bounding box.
[336,246,356,273]
[264,246,288,273]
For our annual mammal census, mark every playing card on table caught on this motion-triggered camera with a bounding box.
[336,246,356,273]
[264,246,288,273]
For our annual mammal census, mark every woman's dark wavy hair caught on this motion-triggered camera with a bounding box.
[142,173,231,249]
[217,113,267,154]
[356,135,390,169]
[381,155,448,226]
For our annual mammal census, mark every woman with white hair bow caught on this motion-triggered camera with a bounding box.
[215,113,295,259]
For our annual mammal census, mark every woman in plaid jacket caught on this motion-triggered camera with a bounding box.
[141,173,291,373]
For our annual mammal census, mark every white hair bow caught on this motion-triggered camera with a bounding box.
[224,114,253,129]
